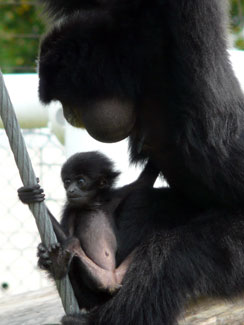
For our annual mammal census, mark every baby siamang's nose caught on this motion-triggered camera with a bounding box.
[67,183,78,195]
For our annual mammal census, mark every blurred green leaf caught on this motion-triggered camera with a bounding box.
[231,0,244,49]
[0,0,45,73]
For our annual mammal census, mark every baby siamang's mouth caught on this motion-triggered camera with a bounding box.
[67,195,82,200]
[67,196,90,205]
[67,197,86,206]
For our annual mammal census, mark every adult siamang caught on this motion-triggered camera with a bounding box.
[37,0,244,324]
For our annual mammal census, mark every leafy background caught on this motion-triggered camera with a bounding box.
[0,0,44,73]
[0,0,244,74]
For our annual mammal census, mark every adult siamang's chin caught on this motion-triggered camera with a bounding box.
[63,98,136,143]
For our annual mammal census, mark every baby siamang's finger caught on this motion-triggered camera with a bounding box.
[18,190,44,197]
[31,188,44,195]
[19,188,44,195]
[18,192,45,203]
[38,259,52,270]
[18,189,44,200]
[30,195,45,202]
[37,243,47,253]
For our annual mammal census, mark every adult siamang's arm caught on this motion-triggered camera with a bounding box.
[163,0,244,205]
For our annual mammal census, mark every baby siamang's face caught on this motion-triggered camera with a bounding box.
[63,176,97,206]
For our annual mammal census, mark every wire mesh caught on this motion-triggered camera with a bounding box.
[0,128,65,298]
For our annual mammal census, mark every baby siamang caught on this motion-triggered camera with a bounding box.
[36,0,244,324]
[18,151,159,308]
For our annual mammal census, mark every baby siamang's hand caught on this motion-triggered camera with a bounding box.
[18,179,45,204]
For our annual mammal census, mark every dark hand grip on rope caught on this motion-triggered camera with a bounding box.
[0,70,80,315]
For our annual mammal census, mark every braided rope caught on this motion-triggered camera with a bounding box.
[0,70,80,315]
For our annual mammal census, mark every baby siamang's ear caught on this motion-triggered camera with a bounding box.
[98,177,109,189]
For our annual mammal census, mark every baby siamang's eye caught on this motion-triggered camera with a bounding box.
[78,178,86,187]
[64,179,71,188]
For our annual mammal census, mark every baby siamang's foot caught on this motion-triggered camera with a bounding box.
[62,312,92,325]
[37,242,73,279]
[37,243,52,271]
[18,183,45,204]
[48,242,73,279]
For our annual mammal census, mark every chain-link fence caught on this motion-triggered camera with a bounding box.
[0,128,65,297]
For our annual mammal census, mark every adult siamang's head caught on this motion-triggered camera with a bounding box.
[38,0,150,143]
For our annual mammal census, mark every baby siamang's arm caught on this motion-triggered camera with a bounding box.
[17,184,67,242]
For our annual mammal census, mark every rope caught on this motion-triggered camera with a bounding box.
[0,70,80,315]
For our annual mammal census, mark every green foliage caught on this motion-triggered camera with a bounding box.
[0,0,45,73]
[231,0,244,49]
[231,0,244,31]
[0,0,244,74]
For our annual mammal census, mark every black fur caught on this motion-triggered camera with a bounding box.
[38,0,100,19]
[38,1,244,324]
[60,153,158,310]
[61,151,120,188]
[32,152,158,311]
